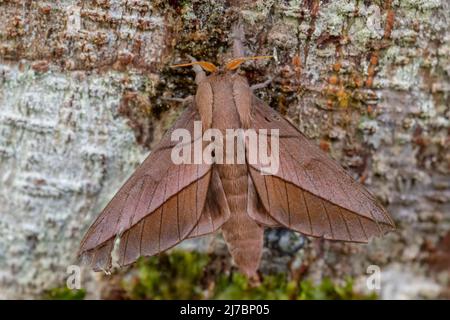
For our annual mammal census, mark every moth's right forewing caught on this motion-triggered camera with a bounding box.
[247,96,395,242]
[79,104,212,270]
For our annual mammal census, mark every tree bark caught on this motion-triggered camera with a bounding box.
[0,0,449,299]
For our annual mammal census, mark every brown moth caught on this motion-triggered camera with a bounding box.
[79,25,395,277]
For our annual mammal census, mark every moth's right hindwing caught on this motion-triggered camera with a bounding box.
[247,96,395,242]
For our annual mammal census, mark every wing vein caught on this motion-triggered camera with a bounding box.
[338,207,353,241]
[176,166,181,241]
[284,180,291,227]
[263,175,271,212]
[158,177,168,253]
[120,232,130,266]
[358,216,368,241]
[321,200,334,239]
[301,189,314,235]
[137,220,145,257]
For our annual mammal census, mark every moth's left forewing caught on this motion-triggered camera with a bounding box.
[246,96,395,242]
[78,105,214,271]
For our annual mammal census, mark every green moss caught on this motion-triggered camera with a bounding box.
[213,273,298,300]
[298,278,377,300]
[43,287,86,300]
[120,251,378,300]
[123,251,210,300]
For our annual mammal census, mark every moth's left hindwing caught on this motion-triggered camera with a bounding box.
[247,96,395,242]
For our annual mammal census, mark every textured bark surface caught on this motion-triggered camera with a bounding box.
[0,0,449,299]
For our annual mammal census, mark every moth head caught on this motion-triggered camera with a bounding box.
[171,56,272,74]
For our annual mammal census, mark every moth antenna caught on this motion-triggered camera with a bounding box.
[171,61,218,73]
[225,56,273,70]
